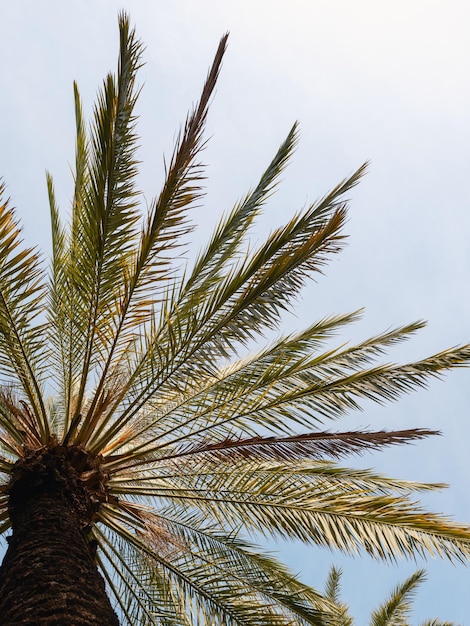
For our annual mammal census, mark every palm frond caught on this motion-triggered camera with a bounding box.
[181,123,299,300]
[0,184,48,437]
[322,568,458,625]
[96,527,182,625]
[98,504,337,625]
[46,75,92,434]
[324,567,354,626]
[47,171,77,433]
[108,458,470,563]
[89,311,363,454]
[99,337,468,462]
[51,14,144,442]
[369,569,425,626]
[419,621,457,626]
[90,164,362,450]
[76,32,229,449]
[115,428,436,470]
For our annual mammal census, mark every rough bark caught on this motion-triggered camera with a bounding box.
[0,445,119,625]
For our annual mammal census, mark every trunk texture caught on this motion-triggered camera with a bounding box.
[0,446,119,625]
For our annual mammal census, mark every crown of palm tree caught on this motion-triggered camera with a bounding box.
[324,566,456,626]
[0,12,469,626]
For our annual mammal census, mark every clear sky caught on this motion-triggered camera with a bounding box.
[1,0,469,622]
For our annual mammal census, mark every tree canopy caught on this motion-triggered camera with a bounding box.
[0,12,469,626]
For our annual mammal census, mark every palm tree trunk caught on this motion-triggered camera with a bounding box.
[0,451,119,625]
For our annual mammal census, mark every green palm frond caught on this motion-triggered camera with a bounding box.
[71,16,144,434]
[75,31,229,450]
[323,567,353,626]
[96,527,183,625]
[324,567,342,605]
[419,621,457,626]
[0,184,48,437]
[1,12,470,625]
[183,123,299,300]
[95,334,467,461]
[47,15,145,437]
[369,569,425,625]
[46,78,91,431]
[322,567,458,626]
[86,166,361,454]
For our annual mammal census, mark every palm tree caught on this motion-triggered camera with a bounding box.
[323,566,457,625]
[0,12,469,625]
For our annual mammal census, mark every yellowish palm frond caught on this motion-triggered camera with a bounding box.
[97,506,338,626]
[105,457,470,562]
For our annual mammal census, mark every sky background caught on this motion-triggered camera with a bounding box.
[1,0,469,622]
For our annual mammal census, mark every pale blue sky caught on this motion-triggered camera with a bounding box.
[1,1,469,622]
